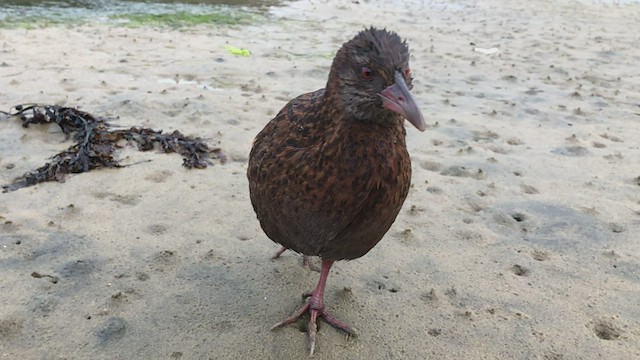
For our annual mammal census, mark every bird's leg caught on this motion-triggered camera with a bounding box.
[271,259,357,355]
[272,246,310,267]
[271,246,288,259]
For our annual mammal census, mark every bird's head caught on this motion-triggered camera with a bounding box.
[326,27,426,131]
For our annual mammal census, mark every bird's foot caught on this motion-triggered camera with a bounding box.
[271,294,357,356]
[271,260,352,355]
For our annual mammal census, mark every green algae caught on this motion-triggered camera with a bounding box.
[0,9,260,29]
[109,10,257,28]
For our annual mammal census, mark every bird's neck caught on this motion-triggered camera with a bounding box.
[317,97,407,159]
[319,92,405,134]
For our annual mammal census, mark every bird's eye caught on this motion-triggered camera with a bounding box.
[404,67,411,78]
[361,66,373,80]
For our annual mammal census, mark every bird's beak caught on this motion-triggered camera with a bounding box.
[379,71,426,132]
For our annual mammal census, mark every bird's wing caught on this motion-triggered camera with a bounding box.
[248,89,375,256]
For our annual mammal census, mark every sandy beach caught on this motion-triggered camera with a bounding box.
[1,0,639,358]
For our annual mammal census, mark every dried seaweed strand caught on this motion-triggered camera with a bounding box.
[1,104,225,192]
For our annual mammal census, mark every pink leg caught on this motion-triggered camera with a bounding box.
[272,246,288,259]
[271,260,357,355]
[272,246,310,267]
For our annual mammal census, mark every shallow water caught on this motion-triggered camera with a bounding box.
[0,0,286,24]
[1,0,282,7]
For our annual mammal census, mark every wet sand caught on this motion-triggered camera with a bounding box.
[1,0,639,358]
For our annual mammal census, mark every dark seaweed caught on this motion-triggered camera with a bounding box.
[1,104,225,192]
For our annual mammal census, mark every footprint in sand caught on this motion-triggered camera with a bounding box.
[600,133,623,143]
[92,191,140,206]
[511,264,529,276]
[486,144,510,154]
[146,224,168,236]
[396,228,417,246]
[0,315,25,339]
[57,259,98,279]
[592,319,622,340]
[109,288,140,306]
[609,223,625,233]
[149,250,178,273]
[59,78,77,92]
[603,153,624,161]
[520,184,540,194]
[420,288,438,303]
[95,316,127,345]
[472,129,500,143]
[58,203,81,218]
[367,277,400,294]
[29,295,59,317]
[531,249,550,261]
[551,145,589,156]
[506,137,524,145]
[501,74,518,83]
[144,170,174,183]
[420,160,442,172]
[440,165,487,180]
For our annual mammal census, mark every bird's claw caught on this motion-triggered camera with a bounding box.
[271,298,357,356]
[307,308,357,356]
[308,309,319,356]
[270,302,310,330]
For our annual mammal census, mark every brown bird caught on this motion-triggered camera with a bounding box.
[247,27,425,355]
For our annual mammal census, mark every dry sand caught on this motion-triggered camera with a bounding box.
[1,0,639,358]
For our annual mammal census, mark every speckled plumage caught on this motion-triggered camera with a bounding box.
[248,88,411,260]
